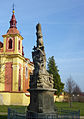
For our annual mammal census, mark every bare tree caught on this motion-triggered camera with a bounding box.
[65,76,76,107]
[73,84,81,95]
[66,76,76,94]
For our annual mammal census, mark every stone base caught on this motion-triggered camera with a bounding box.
[27,88,56,113]
[26,111,58,119]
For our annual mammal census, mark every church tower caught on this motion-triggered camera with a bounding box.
[2,8,23,56]
[0,8,24,92]
[0,7,34,105]
[0,7,33,95]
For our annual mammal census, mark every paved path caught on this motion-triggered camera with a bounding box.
[80,116,84,119]
[0,112,7,115]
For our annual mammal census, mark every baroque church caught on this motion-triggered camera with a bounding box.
[0,8,33,105]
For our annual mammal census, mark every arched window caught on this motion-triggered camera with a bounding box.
[18,68,21,91]
[26,67,28,78]
[18,40,20,50]
[9,39,12,49]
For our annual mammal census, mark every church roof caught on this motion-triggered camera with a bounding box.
[2,7,24,40]
[6,27,20,35]
[4,7,20,36]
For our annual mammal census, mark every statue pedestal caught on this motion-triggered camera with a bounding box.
[26,111,58,119]
[26,88,57,119]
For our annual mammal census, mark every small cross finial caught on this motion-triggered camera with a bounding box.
[12,3,15,14]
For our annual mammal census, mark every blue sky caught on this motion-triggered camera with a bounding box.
[0,0,84,91]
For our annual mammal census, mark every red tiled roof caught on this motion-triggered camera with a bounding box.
[6,28,20,35]
[25,58,30,61]
[30,61,34,64]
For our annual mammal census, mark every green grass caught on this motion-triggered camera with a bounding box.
[0,105,27,113]
[0,115,7,119]
[55,102,84,116]
[0,102,84,117]
[0,105,27,119]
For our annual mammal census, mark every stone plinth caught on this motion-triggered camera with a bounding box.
[26,88,57,119]
[28,88,56,113]
[26,111,58,119]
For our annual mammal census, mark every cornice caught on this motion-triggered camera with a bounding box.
[2,34,23,40]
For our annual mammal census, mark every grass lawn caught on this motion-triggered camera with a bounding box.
[0,105,27,113]
[0,105,27,119]
[0,115,7,119]
[0,102,84,118]
[55,102,84,116]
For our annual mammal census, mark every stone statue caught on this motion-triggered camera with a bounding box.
[36,23,44,47]
[26,24,56,118]
[30,23,53,89]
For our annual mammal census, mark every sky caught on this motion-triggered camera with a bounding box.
[0,0,84,91]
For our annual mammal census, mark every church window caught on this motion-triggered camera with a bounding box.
[9,39,12,49]
[18,68,21,91]
[18,40,20,50]
[25,67,28,78]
